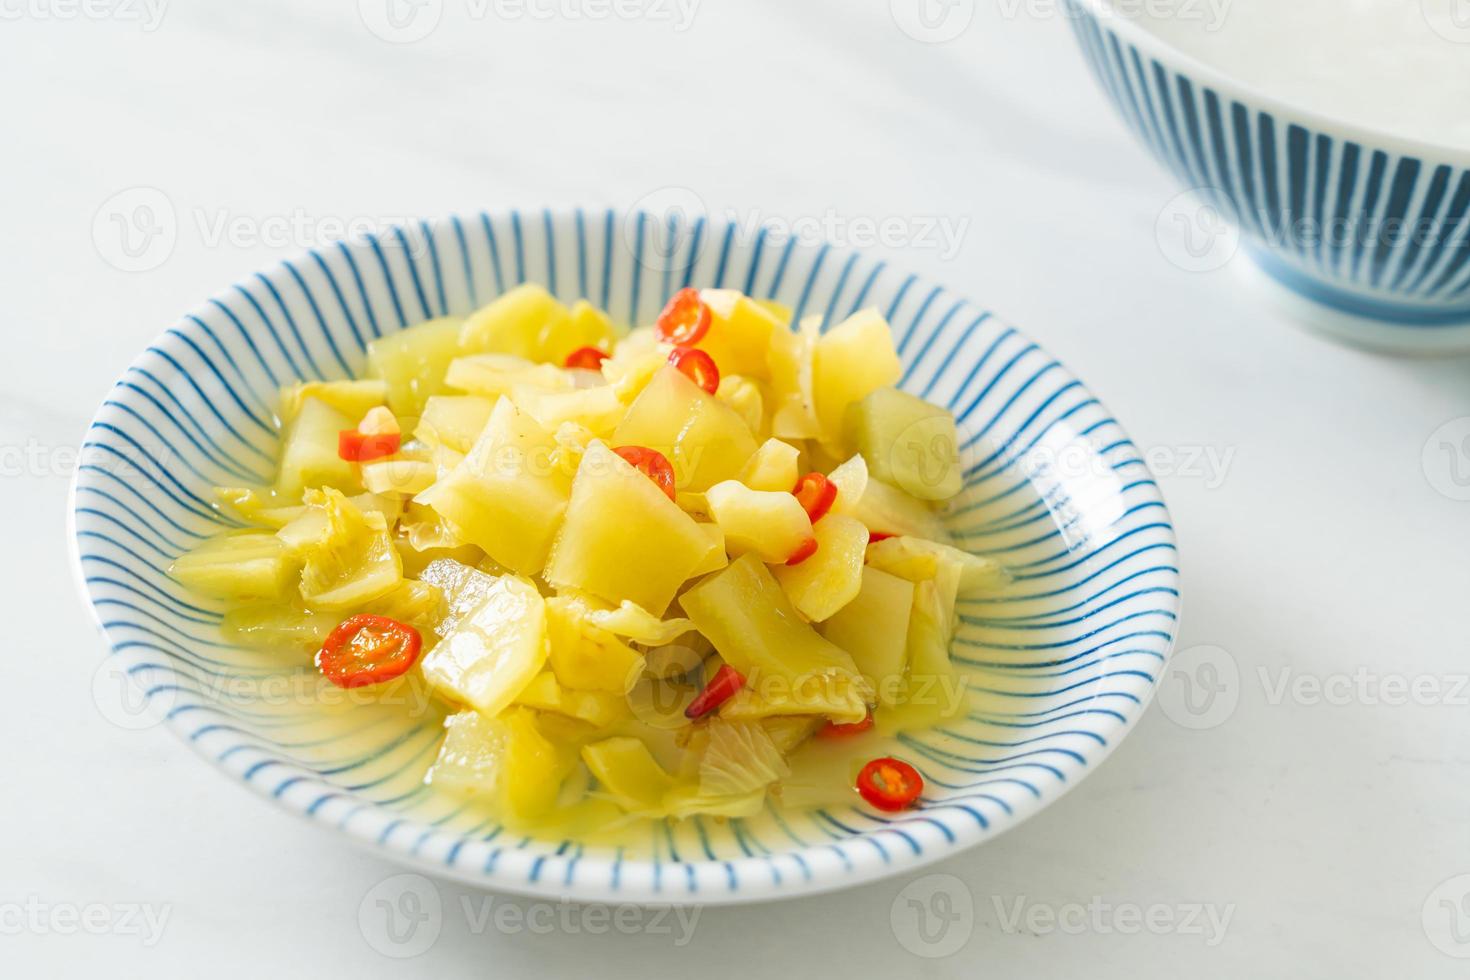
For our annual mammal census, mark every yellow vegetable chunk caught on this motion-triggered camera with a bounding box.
[511,383,625,436]
[739,438,801,492]
[427,708,570,824]
[717,673,870,725]
[554,592,696,646]
[704,480,813,564]
[820,566,915,700]
[680,553,863,695]
[689,523,729,576]
[716,374,767,438]
[611,366,757,492]
[826,454,869,515]
[220,603,338,652]
[515,672,629,728]
[213,487,305,529]
[278,379,387,427]
[772,514,869,621]
[419,573,547,717]
[544,440,712,615]
[459,283,571,360]
[545,596,645,693]
[414,395,495,453]
[762,715,822,754]
[360,458,436,496]
[695,718,789,797]
[541,299,617,365]
[367,579,445,631]
[366,316,465,417]
[845,386,963,501]
[766,315,821,440]
[170,533,296,602]
[415,398,568,576]
[276,397,360,499]
[811,308,902,443]
[581,737,676,813]
[879,577,965,731]
[843,473,951,543]
[695,289,780,378]
[753,298,793,325]
[295,489,402,610]
[865,536,1006,597]
[445,353,572,398]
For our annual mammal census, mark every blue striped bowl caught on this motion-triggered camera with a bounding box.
[70,208,1180,904]
[1066,0,1470,352]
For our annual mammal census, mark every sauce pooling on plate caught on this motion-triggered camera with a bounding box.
[1131,0,1470,149]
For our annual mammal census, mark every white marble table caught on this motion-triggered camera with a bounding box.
[5,1,1468,976]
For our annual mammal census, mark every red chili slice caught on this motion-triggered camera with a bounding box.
[668,346,720,395]
[855,756,924,812]
[684,664,746,719]
[316,614,422,689]
[613,445,677,502]
[867,531,897,543]
[792,472,838,524]
[785,537,819,566]
[338,429,401,462]
[564,346,609,370]
[654,287,711,346]
[818,712,874,739]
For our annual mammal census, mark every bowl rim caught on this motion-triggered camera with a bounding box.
[70,207,1182,905]
[1072,0,1470,167]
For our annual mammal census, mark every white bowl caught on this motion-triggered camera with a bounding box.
[1066,0,1470,353]
[71,207,1180,904]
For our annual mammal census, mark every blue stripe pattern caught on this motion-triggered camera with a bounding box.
[1066,0,1470,327]
[71,208,1180,904]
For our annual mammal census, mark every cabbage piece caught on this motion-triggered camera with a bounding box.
[278,379,388,426]
[220,603,338,652]
[766,314,821,440]
[444,353,572,397]
[865,536,1007,596]
[544,596,645,694]
[366,316,464,417]
[416,558,501,637]
[697,718,790,797]
[419,574,546,718]
[426,707,571,824]
[761,716,822,755]
[553,590,696,647]
[581,736,675,813]
[170,533,297,602]
[661,787,767,820]
[514,672,628,728]
[213,487,305,529]
[369,580,445,631]
[294,489,402,609]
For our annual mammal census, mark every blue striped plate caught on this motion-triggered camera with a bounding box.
[1066,0,1470,351]
[70,208,1180,904]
